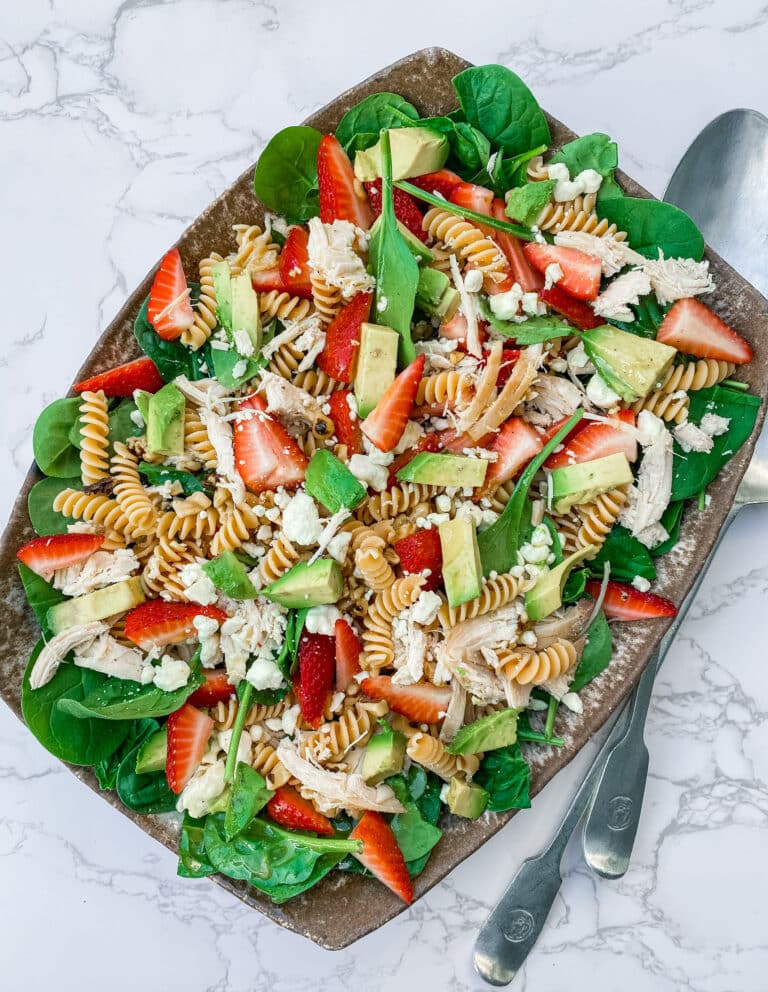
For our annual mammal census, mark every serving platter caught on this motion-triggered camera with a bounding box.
[0,48,766,950]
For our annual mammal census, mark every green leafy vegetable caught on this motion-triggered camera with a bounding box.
[17,563,66,631]
[33,398,82,477]
[253,125,322,225]
[134,295,201,382]
[389,774,442,868]
[489,144,548,194]
[92,718,154,790]
[562,567,587,603]
[477,298,570,344]
[550,132,622,200]
[138,461,208,495]
[57,666,204,722]
[504,180,556,225]
[651,500,685,557]
[115,719,177,813]
[396,180,533,239]
[597,196,705,260]
[27,475,81,536]
[452,65,550,157]
[606,294,668,339]
[516,711,564,747]
[588,525,656,583]
[224,763,273,840]
[569,610,613,692]
[336,93,419,153]
[108,399,144,446]
[419,116,491,178]
[474,741,531,812]
[178,814,216,878]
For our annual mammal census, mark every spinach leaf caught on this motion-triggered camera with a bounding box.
[477,298,570,344]
[368,130,418,366]
[33,397,82,477]
[562,567,587,603]
[474,741,531,812]
[607,294,668,340]
[550,132,622,200]
[224,763,273,840]
[504,180,556,225]
[389,773,442,870]
[588,525,656,583]
[116,719,177,813]
[490,144,548,194]
[597,196,705,260]
[178,814,216,878]
[108,399,144,446]
[398,180,533,239]
[253,126,322,225]
[651,500,685,557]
[134,294,200,382]
[420,116,491,178]
[336,93,419,152]
[93,718,155,791]
[57,667,204,721]
[453,65,550,157]
[138,461,208,496]
[28,475,81,536]
[17,563,66,633]
[208,346,266,390]
[569,610,613,692]
[21,641,130,765]
[671,386,761,500]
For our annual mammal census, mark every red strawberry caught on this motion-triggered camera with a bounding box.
[350,811,413,904]
[656,298,753,364]
[449,181,494,215]
[438,311,489,349]
[266,785,335,836]
[233,394,308,493]
[361,354,425,453]
[361,676,451,724]
[187,669,236,707]
[74,357,164,397]
[316,291,372,383]
[251,266,287,293]
[393,528,443,592]
[147,248,195,340]
[477,417,543,497]
[294,632,336,729]
[491,200,543,293]
[278,226,313,299]
[539,285,603,330]
[124,601,227,650]
[545,410,637,470]
[586,580,677,621]
[496,348,522,389]
[387,433,440,487]
[409,169,463,200]
[335,618,362,691]
[166,704,214,794]
[437,426,492,453]
[17,532,104,580]
[524,243,602,301]
[318,134,373,230]
[364,179,427,242]
[327,389,363,456]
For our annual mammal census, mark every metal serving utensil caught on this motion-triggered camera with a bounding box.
[581,108,768,878]
[474,110,768,984]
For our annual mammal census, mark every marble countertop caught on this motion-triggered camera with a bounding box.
[2,3,768,989]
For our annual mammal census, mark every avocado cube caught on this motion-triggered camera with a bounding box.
[133,390,151,425]
[47,577,146,634]
[581,325,676,402]
[439,517,483,608]
[446,777,489,820]
[211,260,233,332]
[361,726,407,785]
[354,127,449,182]
[262,559,343,609]
[135,727,168,774]
[446,707,520,755]
[354,323,399,417]
[549,452,633,515]
[525,545,597,622]
[397,453,487,489]
[147,382,185,456]
[305,450,367,513]
[230,271,261,356]
[415,267,460,322]
[202,550,258,600]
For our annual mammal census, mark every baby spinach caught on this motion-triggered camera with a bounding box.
[208,345,266,390]
[138,461,208,495]
[17,562,66,632]
[33,397,82,477]
[419,116,491,178]
[569,610,613,692]
[116,719,177,813]
[28,475,81,536]
[651,500,685,557]
[389,772,442,872]
[134,289,207,383]
[368,130,418,366]
[489,144,548,194]
[178,814,216,878]
[477,298,570,344]
[253,125,322,225]
[562,567,587,603]
[108,399,144,446]
[57,667,204,722]
[224,763,273,840]
[671,386,761,500]
[93,718,154,790]
[607,293,668,340]
[597,195,705,260]
[336,93,419,153]
[549,132,622,200]
[453,65,550,158]
[21,641,130,765]
[474,740,531,812]
[504,180,556,226]
[588,525,656,583]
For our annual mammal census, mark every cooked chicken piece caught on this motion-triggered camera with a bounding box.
[642,253,714,306]
[53,549,139,598]
[200,405,245,504]
[435,646,506,705]
[73,634,146,682]
[259,370,323,434]
[532,600,594,649]
[523,374,584,427]
[592,269,652,322]
[554,231,644,277]
[619,411,672,544]
[444,604,520,660]
[30,621,108,689]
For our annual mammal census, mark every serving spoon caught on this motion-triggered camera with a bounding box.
[473,109,768,984]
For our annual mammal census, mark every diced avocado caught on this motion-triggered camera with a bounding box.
[525,545,597,622]
[397,453,487,489]
[305,450,367,513]
[354,127,449,182]
[439,517,483,608]
[211,259,233,332]
[446,777,489,820]
[361,725,406,785]
[550,452,634,515]
[262,559,343,608]
[207,787,231,814]
[230,271,261,357]
[133,390,151,425]
[581,325,676,402]
[202,550,258,600]
[146,382,185,456]
[354,322,399,417]
[415,267,460,321]
[135,728,168,774]
[47,577,146,634]
[446,707,520,755]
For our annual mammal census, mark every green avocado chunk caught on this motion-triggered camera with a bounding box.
[211,260,233,331]
[445,776,489,819]
[581,325,676,402]
[305,449,367,512]
[525,545,596,622]
[446,707,520,755]
[362,725,407,785]
[146,382,185,456]
[47,577,146,635]
[202,550,258,600]
[133,389,151,425]
[230,270,261,356]
[354,126,449,182]
[550,452,633,515]
[397,452,488,488]
[415,267,460,321]
[439,517,483,608]
[135,727,168,774]
[354,322,399,417]
[262,559,343,608]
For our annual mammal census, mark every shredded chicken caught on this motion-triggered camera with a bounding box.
[532,601,594,649]
[306,217,374,299]
[592,269,652,322]
[435,646,506,705]
[53,549,139,598]
[200,405,245,504]
[175,375,227,410]
[444,604,520,661]
[439,680,467,743]
[642,252,715,306]
[522,374,584,427]
[73,634,146,682]
[619,411,673,545]
[30,621,108,689]
[449,254,481,358]
[258,370,323,434]
[554,231,644,277]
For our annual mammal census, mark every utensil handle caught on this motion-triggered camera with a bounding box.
[582,504,741,878]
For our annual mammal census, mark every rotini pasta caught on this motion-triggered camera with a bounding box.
[310,270,342,325]
[111,442,157,538]
[53,488,130,535]
[362,575,425,671]
[438,573,534,629]
[182,252,221,350]
[406,732,479,782]
[78,390,110,487]
[357,484,440,524]
[415,371,473,411]
[633,388,690,424]
[301,700,389,763]
[497,639,577,689]
[422,208,509,285]
[354,534,395,592]
[259,534,299,585]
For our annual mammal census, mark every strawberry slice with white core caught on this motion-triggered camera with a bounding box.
[166,704,215,794]
[233,394,308,493]
[656,298,753,364]
[360,354,425,453]
[17,532,104,580]
[123,601,227,650]
[477,417,543,496]
[361,675,451,724]
[334,618,362,692]
[318,134,373,230]
[147,248,195,340]
[523,243,602,301]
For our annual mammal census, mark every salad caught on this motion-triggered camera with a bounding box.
[16,64,760,907]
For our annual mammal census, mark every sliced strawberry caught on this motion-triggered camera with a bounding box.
[361,354,425,453]
[477,417,543,497]
[350,811,413,904]
[233,394,308,493]
[539,285,603,330]
[147,248,195,340]
[318,134,373,230]
[187,669,236,707]
[409,169,463,200]
[656,298,753,364]
[278,226,313,299]
[17,532,104,580]
[251,266,287,294]
[545,410,637,470]
[74,357,164,397]
[335,618,362,692]
[496,348,522,389]
[316,291,373,383]
[124,601,227,650]
[491,200,543,293]
[393,528,443,592]
[524,243,602,301]
[449,181,494,215]
[266,785,335,836]
[437,427,492,453]
[361,676,451,724]
[364,179,427,242]
[327,389,363,456]
[166,704,214,794]
[294,632,336,729]
[438,311,489,349]
[387,432,440,487]
[586,580,677,621]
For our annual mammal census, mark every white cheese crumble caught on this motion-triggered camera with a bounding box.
[546,163,603,202]
[631,575,651,592]
[566,340,593,375]
[673,421,714,453]
[306,217,374,299]
[178,760,226,818]
[348,453,389,492]
[193,614,221,668]
[700,413,730,437]
[544,262,563,290]
[463,268,484,294]
[489,283,524,321]
[153,655,192,692]
[586,373,621,410]
[304,604,343,636]
[282,491,323,546]
[178,561,218,606]
[392,420,425,454]
[246,654,286,691]
[410,590,443,626]
[232,328,254,358]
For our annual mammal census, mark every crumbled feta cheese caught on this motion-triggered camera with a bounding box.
[631,576,651,593]
[700,413,730,437]
[348,453,389,492]
[327,529,352,564]
[281,703,301,738]
[304,604,343,636]
[586,373,621,410]
[231,359,248,379]
[673,421,714,453]
[282,491,323,546]
[246,654,286,691]
[519,629,537,647]
[410,590,443,626]
[434,493,453,513]
[544,262,563,290]
[129,408,145,429]
[178,760,226,818]
[463,268,484,294]
[530,523,553,547]
[454,501,499,530]
[218,727,252,767]
[179,561,219,606]
[592,269,652,322]
[232,327,255,358]
[392,420,425,455]
[307,218,374,299]
[561,692,583,714]
[566,340,593,375]
[220,599,288,685]
[546,163,603,202]
[193,615,221,668]
[521,291,546,316]
[489,283,524,321]
[153,655,192,692]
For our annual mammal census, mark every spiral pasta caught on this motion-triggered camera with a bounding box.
[210,489,260,556]
[558,486,629,556]
[355,534,395,592]
[292,369,344,396]
[422,208,509,285]
[231,224,281,274]
[53,489,130,535]
[182,252,222,350]
[633,389,690,424]
[268,341,304,379]
[536,194,626,239]
[657,359,735,394]
[415,371,473,411]
[78,390,110,487]
[310,270,342,325]
[301,700,389,764]
[438,573,533,629]
[259,534,299,585]
[357,484,440,524]
[212,696,292,731]
[526,155,550,181]
[110,442,157,538]
[497,638,577,689]
[250,740,291,789]
[259,290,313,324]
[362,575,425,671]
[406,732,479,782]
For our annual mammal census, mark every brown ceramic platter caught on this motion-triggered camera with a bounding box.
[1,48,766,950]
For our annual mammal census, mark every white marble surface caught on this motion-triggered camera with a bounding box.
[2,3,767,989]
